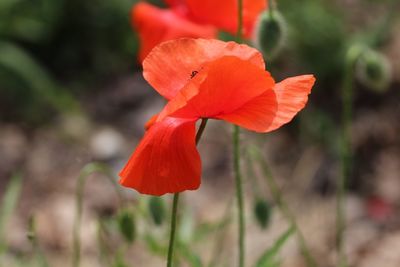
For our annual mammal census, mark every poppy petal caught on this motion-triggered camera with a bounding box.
[164,0,188,16]
[184,0,266,37]
[119,117,201,196]
[157,56,274,121]
[266,74,316,132]
[221,75,315,132]
[144,113,159,130]
[215,89,277,132]
[132,2,217,63]
[164,0,184,7]
[143,38,265,99]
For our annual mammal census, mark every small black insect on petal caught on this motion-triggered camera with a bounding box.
[190,70,198,79]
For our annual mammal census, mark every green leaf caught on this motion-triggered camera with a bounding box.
[0,173,22,252]
[148,196,166,226]
[178,244,203,267]
[254,226,295,267]
[143,233,166,255]
[113,250,129,267]
[117,209,136,244]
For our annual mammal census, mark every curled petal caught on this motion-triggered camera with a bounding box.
[157,56,274,121]
[222,75,315,132]
[132,2,217,63]
[119,117,201,196]
[143,38,265,99]
[266,75,316,132]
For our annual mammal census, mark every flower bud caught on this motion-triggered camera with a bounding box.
[117,209,136,243]
[254,9,287,60]
[253,198,272,229]
[355,49,392,93]
[27,215,36,242]
[148,196,166,226]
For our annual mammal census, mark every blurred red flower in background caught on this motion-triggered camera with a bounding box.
[132,0,267,62]
[132,2,217,62]
[181,0,266,38]
[366,196,394,223]
[120,38,315,196]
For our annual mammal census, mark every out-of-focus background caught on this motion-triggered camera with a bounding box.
[0,0,399,266]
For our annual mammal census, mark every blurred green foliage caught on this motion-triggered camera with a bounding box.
[0,0,138,125]
[0,0,396,126]
[0,41,80,123]
[0,173,22,253]
[254,226,294,267]
[279,0,346,82]
[117,209,136,244]
[148,196,166,226]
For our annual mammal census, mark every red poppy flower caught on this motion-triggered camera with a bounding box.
[120,38,315,196]
[132,2,217,62]
[183,0,267,38]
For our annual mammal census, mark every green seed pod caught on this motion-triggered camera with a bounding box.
[253,199,272,229]
[27,215,36,242]
[117,209,135,244]
[148,196,166,226]
[355,49,392,93]
[254,9,287,60]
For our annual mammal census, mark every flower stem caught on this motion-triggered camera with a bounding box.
[28,215,49,267]
[233,125,245,267]
[167,193,179,267]
[73,163,123,267]
[268,0,273,15]
[336,53,355,267]
[236,0,243,42]
[234,1,245,266]
[196,118,208,144]
[166,119,208,267]
[251,148,317,267]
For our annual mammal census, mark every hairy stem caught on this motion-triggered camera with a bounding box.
[166,118,208,267]
[73,163,123,267]
[234,1,245,266]
[337,53,355,267]
[167,193,180,267]
[233,125,245,267]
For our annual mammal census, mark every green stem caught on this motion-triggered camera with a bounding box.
[166,119,208,267]
[234,1,245,266]
[73,163,123,267]
[196,119,208,144]
[250,147,317,267]
[236,0,243,42]
[268,0,273,15]
[245,154,262,199]
[233,126,245,267]
[167,193,180,267]
[337,52,356,267]
[28,215,49,267]
[208,197,234,267]
[96,219,113,267]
